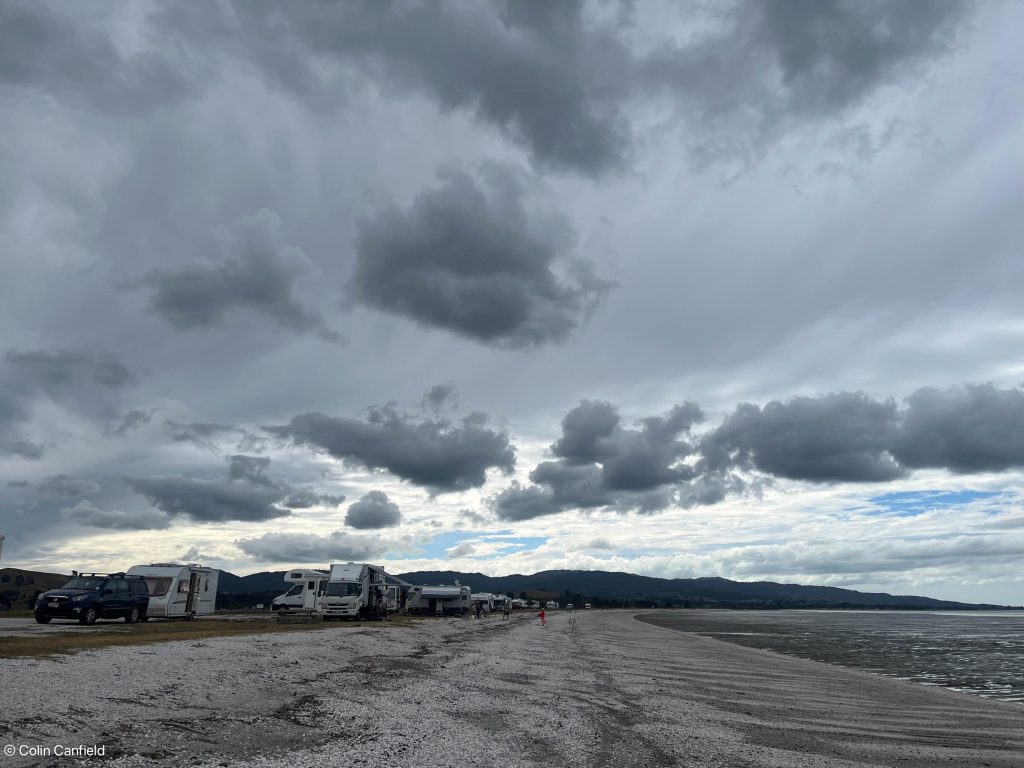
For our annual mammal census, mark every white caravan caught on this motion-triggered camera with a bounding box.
[272,569,328,612]
[321,563,396,620]
[471,592,496,612]
[126,563,218,619]
[405,585,471,616]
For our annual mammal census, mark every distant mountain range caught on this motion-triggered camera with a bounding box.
[217,568,1013,610]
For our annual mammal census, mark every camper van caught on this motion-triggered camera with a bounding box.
[471,592,496,612]
[272,569,328,612]
[404,584,471,616]
[321,563,396,620]
[125,563,218,619]
[545,600,559,610]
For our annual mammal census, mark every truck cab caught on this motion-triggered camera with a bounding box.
[321,563,395,620]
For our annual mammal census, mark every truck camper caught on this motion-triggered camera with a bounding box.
[321,563,398,620]
[125,563,218,619]
[272,569,328,612]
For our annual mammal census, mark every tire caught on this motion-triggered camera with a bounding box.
[79,606,99,625]
[126,606,140,623]
[34,613,51,624]
[139,613,149,623]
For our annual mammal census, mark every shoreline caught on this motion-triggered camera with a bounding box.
[0,610,1021,767]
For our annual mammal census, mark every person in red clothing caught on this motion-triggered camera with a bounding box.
[538,608,546,626]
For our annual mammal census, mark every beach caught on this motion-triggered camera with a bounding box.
[1,611,1021,768]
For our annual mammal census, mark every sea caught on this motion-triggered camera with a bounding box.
[638,609,1024,704]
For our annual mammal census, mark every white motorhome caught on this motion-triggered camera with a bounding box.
[404,585,471,616]
[272,569,328,612]
[126,563,218,619]
[321,563,396,620]
[545,600,559,610]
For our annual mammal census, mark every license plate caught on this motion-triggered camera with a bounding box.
[48,602,59,608]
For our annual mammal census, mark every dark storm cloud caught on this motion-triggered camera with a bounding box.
[701,392,903,483]
[892,384,1024,473]
[141,210,341,342]
[154,1,970,174]
[494,400,708,520]
[235,530,393,563]
[345,491,402,530]
[267,402,516,493]
[36,475,101,500]
[9,439,43,460]
[352,164,611,347]
[123,475,289,523]
[62,500,171,531]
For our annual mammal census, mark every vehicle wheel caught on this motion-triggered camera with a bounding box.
[139,613,149,622]
[126,606,140,623]
[79,606,99,625]
[34,613,51,624]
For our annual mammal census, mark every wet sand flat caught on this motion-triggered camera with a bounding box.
[0,610,1021,767]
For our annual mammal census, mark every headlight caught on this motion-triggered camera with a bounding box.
[72,595,88,603]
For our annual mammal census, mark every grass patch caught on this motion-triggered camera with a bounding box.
[0,615,417,660]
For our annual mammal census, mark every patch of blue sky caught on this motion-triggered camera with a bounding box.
[865,490,1002,517]
[400,531,548,559]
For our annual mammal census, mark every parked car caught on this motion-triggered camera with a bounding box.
[34,573,150,625]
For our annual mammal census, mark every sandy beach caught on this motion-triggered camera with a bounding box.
[0,610,1021,768]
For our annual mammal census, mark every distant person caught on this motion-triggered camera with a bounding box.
[538,608,546,626]
[502,603,510,621]
[474,600,482,620]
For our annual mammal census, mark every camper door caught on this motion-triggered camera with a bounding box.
[302,579,319,610]
[186,572,201,614]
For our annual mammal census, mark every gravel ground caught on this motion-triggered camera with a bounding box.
[0,610,1021,767]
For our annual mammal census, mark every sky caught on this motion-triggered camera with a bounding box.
[2,0,1023,604]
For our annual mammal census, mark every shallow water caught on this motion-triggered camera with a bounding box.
[639,609,1024,703]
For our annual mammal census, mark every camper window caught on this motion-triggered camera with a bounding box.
[144,578,171,597]
[285,584,302,597]
[178,580,190,593]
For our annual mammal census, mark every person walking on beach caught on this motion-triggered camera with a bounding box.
[538,608,546,626]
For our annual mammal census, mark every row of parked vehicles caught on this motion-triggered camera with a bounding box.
[33,563,218,625]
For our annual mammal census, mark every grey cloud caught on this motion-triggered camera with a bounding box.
[701,392,903,483]
[458,509,490,526]
[892,384,1024,474]
[124,475,289,523]
[447,541,475,558]
[36,475,101,500]
[235,530,392,563]
[702,384,1024,483]
[9,439,43,460]
[6,349,136,390]
[422,383,458,414]
[267,403,515,493]
[0,1,201,114]
[352,164,612,347]
[62,500,171,531]
[281,489,345,510]
[109,409,155,437]
[345,490,402,530]
[167,1,969,174]
[7,480,30,488]
[141,210,342,342]
[495,400,706,520]
[227,454,274,487]
[584,537,613,550]
[163,421,236,449]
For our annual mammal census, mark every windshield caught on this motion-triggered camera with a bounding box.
[61,577,106,591]
[325,582,361,598]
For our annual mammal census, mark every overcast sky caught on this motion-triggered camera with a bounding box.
[2,0,1023,604]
